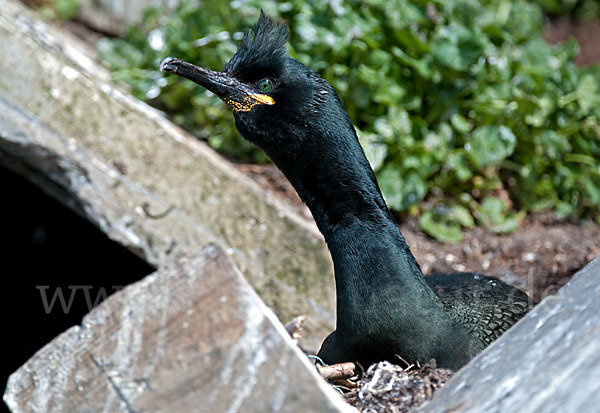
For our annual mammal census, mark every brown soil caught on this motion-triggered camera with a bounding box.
[236,162,600,304]
[544,17,600,66]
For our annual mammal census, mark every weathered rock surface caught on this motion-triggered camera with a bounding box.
[3,244,353,413]
[420,256,600,413]
[77,0,177,36]
[0,0,334,350]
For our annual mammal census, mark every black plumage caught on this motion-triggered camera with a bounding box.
[160,13,533,370]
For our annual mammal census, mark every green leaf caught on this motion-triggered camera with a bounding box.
[540,130,571,160]
[575,75,600,114]
[559,74,600,114]
[584,178,600,207]
[475,197,524,234]
[432,40,465,71]
[378,165,427,211]
[419,209,464,243]
[450,113,472,134]
[465,125,516,170]
[452,204,475,228]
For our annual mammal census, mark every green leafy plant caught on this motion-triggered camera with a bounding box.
[419,204,475,243]
[474,197,526,234]
[98,0,600,241]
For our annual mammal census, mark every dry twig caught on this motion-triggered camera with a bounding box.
[316,362,359,382]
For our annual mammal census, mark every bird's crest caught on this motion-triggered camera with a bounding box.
[224,12,289,80]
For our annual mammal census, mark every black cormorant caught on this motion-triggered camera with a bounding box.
[160,13,532,370]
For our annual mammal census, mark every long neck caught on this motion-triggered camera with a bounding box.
[258,108,473,367]
[263,120,447,330]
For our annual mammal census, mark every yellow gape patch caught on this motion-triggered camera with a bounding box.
[226,94,275,112]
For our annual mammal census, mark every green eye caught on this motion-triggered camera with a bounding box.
[257,78,273,93]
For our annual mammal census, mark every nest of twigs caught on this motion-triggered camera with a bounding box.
[286,316,453,412]
[343,360,453,412]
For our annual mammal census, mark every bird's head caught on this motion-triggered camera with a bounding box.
[160,12,352,155]
[162,13,390,241]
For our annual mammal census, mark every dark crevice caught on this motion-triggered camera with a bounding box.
[0,165,154,395]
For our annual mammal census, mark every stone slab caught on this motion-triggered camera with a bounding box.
[421,256,600,413]
[3,244,353,413]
